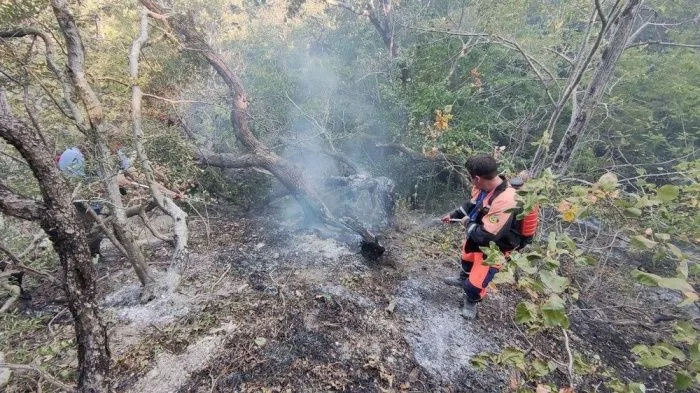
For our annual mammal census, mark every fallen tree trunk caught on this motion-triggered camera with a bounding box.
[141,1,385,254]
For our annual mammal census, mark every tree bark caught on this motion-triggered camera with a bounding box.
[50,0,154,287]
[0,107,110,392]
[549,0,643,175]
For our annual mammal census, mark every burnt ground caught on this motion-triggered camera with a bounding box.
[2,206,698,392]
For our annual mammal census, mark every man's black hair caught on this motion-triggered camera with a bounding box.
[465,155,499,180]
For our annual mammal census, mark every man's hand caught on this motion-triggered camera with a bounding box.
[460,216,469,228]
[441,214,452,223]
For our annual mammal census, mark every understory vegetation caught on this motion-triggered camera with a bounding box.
[0,0,698,392]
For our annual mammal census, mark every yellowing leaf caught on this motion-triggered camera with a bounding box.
[562,210,576,222]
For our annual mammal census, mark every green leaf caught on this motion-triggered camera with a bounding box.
[624,207,643,217]
[668,243,685,260]
[656,277,695,293]
[631,345,650,356]
[540,295,569,329]
[628,383,646,393]
[630,235,658,250]
[656,184,680,202]
[637,355,673,368]
[690,343,700,362]
[531,358,552,377]
[499,347,526,370]
[515,301,537,324]
[470,354,490,370]
[493,265,515,284]
[443,104,453,114]
[561,234,577,252]
[678,260,689,279]
[512,254,537,275]
[539,270,569,294]
[674,372,692,391]
[518,276,545,293]
[631,269,661,286]
[673,321,697,344]
[654,343,686,361]
[656,233,671,241]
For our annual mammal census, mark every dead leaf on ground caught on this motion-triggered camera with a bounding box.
[536,385,552,393]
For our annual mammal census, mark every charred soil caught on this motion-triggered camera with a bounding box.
[2,207,695,392]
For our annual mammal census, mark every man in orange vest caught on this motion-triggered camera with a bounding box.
[441,155,519,319]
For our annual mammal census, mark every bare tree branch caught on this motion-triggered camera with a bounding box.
[0,362,73,392]
[130,6,189,283]
[626,40,700,49]
[0,181,46,221]
[194,150,269,168]
[594,0,607,25]
[0,240,58,285]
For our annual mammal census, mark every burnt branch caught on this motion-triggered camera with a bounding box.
[195,150,268,169]
[141,0,385,251]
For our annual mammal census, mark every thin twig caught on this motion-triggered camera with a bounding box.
[562,328,574,389]
[212,265,231,289]
[0,362,73,391]
[0,241,58,285]
[48,308,69,335]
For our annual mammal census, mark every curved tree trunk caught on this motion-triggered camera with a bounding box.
[0,96,109,392]
[549,0,643,175]
[141,0,384,251]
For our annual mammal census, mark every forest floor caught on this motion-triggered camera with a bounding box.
[2,205,696,392]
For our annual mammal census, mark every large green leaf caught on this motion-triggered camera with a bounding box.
[492,266,515,284]
[539,270,569,294]
[540,295,569,329]
[631,345,650,356]
[631,269,660,286]
[531,358,553,377]
[499,347,526,371]
[637,355,673,368]
[630,235,658,250]
[512,253,537,275]
[673,321,697,344]
[656,184,680,202]
[628,383,646,393]
[515,301,537,324]
[654,343,686,361]
[674,372,692,391]
[690,343,700,362]
[656,277,695,293]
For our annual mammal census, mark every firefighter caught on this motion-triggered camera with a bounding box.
[440,155,520,319]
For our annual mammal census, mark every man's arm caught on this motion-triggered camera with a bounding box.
[442,187,479,222]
